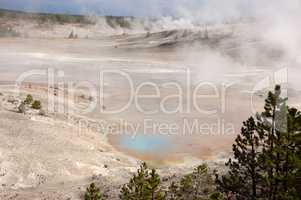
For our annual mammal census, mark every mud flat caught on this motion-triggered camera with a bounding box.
[0,84,232,199]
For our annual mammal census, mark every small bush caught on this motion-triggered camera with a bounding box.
[24,94,33,104]
[209,192,224,200]
[84,183,102,200]
[31,100,42,110]
[18,102,26,113]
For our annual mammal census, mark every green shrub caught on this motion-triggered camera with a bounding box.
[31,100,42,110]
[209,192,224,200]
[24,94,33,104]
[84,183,102,200]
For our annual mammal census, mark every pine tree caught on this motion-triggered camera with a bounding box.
[168,164,218,200]
[84,183,102,200]
[216,85,301,200]
[258,86,282,199]
[166,182,179,200]
[147,168,165,200]
[120,162,165,200]
[286,107,301,199]
[216,117,262,200]
[255,85,298,199]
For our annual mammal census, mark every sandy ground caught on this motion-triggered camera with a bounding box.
[0,87,136,199]
[0,86,229,199]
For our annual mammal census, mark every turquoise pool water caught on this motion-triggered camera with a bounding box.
[119,135,170,153]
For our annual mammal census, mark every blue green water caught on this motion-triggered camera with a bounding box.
[120,135,170,153]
